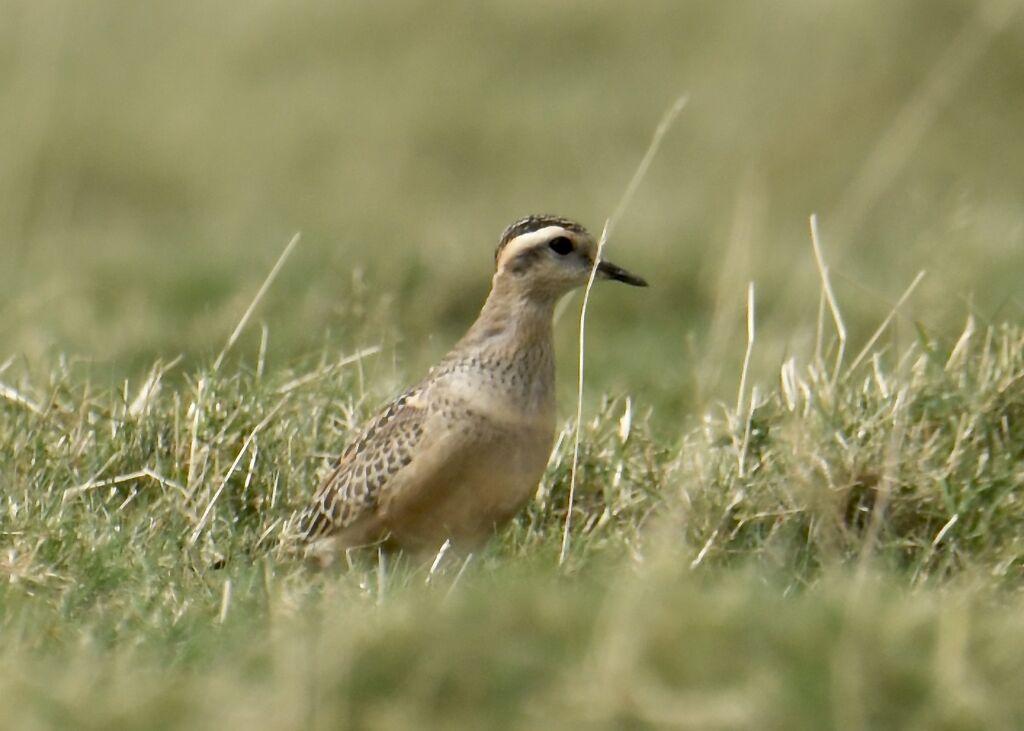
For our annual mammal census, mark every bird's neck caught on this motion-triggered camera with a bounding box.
[437,277,558,419]
[460,276,558,354]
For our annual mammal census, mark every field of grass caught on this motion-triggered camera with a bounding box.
[3,1,1024,728]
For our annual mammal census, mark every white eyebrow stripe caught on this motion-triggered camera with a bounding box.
[496,226,570,270]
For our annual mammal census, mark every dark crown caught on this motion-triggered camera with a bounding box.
[495,214,589,264]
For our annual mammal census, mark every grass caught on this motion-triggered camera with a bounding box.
[3,314,1023,728]
[3,0,1024,728]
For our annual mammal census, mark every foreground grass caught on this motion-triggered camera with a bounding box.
[1,320,1022,728]
[5,570,1024,730]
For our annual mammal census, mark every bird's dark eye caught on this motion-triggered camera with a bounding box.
[549,236,574,256]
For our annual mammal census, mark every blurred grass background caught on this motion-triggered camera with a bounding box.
[3,0,1021,422]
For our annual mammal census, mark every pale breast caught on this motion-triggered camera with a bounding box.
[377,407,554,551]
[308,338,558,555]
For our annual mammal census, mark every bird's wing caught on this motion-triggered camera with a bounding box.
[295,386,429,541]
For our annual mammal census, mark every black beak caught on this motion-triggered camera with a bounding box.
[596,260,648,287]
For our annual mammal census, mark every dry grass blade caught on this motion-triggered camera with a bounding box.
[218,579,233,624]
[736,282,756,416]
[0,382,44,415]
[809,214,847,384]
[128,356,183,417]
[946,315,976,371]
[426,539,452,584]
[845,270,927,376]
[213,232,301,373]
[275,345,383,394]
[62,467,188,502]
[559,94,688,566]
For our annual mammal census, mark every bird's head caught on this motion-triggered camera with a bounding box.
[492,215,647,301]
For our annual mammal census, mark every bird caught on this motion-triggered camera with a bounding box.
[292,214,647,562]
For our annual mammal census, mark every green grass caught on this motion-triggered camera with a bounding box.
[3,0,1024,728]
[3,319,1023,728]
